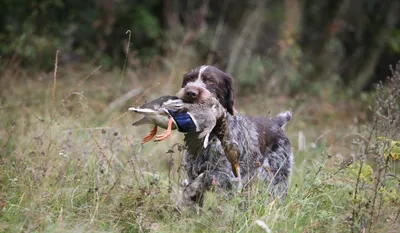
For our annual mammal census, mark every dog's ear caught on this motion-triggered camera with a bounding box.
[223,73,235,115]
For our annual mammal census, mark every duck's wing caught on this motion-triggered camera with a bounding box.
[202,132,211,148]
[132,117,151,126]
[198,117,217,148]
[139,95,179,109]
[197,118,216,138]
[129,107,171,128]
[161,99,186,112]
[128,107,160,117]
[129,107,156,113]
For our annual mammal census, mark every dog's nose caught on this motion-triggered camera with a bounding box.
[185,89,198,102]
[186,90,197,98]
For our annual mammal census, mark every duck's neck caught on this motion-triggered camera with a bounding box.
[213,115,230,148]
[183,114,230,156]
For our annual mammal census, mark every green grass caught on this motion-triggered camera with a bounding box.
[0,64,399,233]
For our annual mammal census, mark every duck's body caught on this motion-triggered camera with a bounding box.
[130,95,181,129]
[129,95,225,147]
[185,98,226,148]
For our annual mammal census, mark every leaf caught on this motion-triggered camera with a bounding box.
[377,137,400,161]
[347,162,374,182]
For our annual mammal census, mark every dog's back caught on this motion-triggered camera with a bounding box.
[182,111,293,206]
[246,113,293,190]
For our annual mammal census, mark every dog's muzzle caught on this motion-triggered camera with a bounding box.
[183,87,199,103]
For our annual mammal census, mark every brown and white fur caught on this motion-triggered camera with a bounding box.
[177,65,293,207]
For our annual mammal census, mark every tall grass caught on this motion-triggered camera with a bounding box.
[0,57,399,232]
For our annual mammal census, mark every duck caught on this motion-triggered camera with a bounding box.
[129,95,225,148]
[129,95,185,144]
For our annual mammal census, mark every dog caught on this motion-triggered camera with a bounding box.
[176,65,293,207]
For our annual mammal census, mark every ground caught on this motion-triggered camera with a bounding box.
[0,63,399,232]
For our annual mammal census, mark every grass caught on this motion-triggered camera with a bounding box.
[0,58,399,232]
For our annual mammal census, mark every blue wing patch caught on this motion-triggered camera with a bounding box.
[167,110,197,132]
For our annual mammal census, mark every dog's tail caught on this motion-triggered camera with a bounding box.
[271,111,292,128]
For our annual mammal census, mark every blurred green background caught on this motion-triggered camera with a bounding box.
[1,0,399,96]
[1,1,400,232]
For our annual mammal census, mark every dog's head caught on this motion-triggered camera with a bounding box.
[176,65,235,115]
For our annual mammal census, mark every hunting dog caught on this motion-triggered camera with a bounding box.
[176,65,293,206]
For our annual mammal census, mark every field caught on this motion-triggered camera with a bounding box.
[0,59,399,233]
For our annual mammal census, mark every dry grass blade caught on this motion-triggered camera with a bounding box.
[51,50,59,119]
[61,65,102,101]
[103,88,143,115]
[45,50,59,158]
[118,30,132,91]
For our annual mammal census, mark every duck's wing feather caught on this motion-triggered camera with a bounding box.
[197,118,216,139]
[139,95,179,109]
[203,133,211,148]
[197,117,217,148]
[162,99,186,112]
[128,107,157,114]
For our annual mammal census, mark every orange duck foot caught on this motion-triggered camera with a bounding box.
[154,118,173,141]
[142,125,158,144]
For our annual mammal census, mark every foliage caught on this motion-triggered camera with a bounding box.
[346,162,373,182]
[377,137,400,161]
[1,1,400,230]
[0,0,162,69]
[1,0,400,95]
[345,61,400,232]
[0,56,399,232]
[389,29,400,53]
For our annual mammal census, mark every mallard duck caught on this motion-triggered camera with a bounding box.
[129,95,225,148]
[129,95,183,143]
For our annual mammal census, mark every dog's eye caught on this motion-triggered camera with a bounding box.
[203,78,215,85]
[184,75,195,82]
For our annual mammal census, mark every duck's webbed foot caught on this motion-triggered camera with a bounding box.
[154,118,173,141]
[142,125,158,144]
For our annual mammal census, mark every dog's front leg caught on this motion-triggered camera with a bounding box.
[181,172,212,212]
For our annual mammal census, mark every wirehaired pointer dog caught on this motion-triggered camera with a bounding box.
[177,65,293,207]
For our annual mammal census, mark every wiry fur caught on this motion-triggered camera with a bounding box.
[178,65,293,207]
